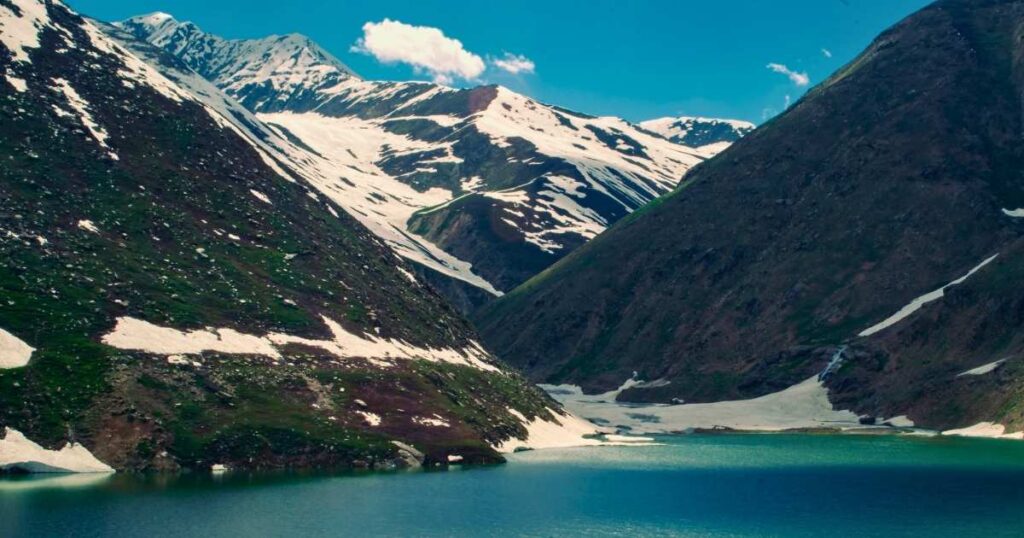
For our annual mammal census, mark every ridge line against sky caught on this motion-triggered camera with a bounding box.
[69,0,932,123]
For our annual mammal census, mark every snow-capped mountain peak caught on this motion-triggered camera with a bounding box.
[116,13,358,112]
[640,116,755,153]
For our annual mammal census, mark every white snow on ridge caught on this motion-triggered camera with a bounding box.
[640,116,756,135]
[476,88,704,206]
[0,327,34,369]
[101,316,500,372]
[859,254,999,337]
[117,13,358,113]
[542,376,862,435]
[957,359,1006,377]
[0,428,113,473]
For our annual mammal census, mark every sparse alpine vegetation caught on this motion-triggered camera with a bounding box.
[476,0,1024,435]
[0,0,596,473]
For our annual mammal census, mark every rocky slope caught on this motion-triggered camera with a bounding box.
[0,0,596,473]
[117,13,749,309]
[476,0,1024,434]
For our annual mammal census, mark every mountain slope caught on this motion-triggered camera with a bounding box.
[476,0,1024,433]
[0,0,596,472]
[118,14,739,307]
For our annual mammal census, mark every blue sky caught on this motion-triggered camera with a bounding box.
[70,0,931,123]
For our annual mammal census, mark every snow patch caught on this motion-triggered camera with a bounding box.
[101,316,500,372]
[493,408,606,453]
[356,411,381,427]
[542,376,862,435]
[5,75,27,92]
[249,189,272,205]
[412,415,450,428]
[859,254,999,337]
[396,266,418,284]
[51,78,118,160]
[942,422,1024,440]
[0,0,49,64]
[957,359,1006,377]
[0,428,113,473]
[883,415,915,428]
[0,327,34,369]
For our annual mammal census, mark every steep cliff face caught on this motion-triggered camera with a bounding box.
[0,0,589,472]
[477,0,1024,432]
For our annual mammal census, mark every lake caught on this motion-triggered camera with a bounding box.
[3,433,1024,537]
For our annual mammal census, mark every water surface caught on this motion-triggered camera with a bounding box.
[3,433,1024,537]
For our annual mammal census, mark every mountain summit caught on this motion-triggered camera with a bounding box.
[117,13,358,112]
[640,116,755,152]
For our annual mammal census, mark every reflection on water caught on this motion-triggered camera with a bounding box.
[0,473,113,493]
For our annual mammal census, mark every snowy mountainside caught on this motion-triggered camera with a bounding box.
[0,0,593,473]
[120,14,728,303]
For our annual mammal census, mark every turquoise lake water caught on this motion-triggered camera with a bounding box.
[3,433,1024,537]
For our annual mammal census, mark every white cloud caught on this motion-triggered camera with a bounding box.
[492,53,535,75]
[766,62,810,86]
[821,48,833,58]
[352,19,485,84]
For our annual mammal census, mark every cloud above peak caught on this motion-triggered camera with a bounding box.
[766,62,809,87]
[492,53,536,75]
[352,19,485,84]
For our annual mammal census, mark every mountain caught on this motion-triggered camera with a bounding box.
[116,12,359,113]
[476,0,1024,434]
[0,0,600,473]
[117,14,743,311]
[639,116,755,153]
